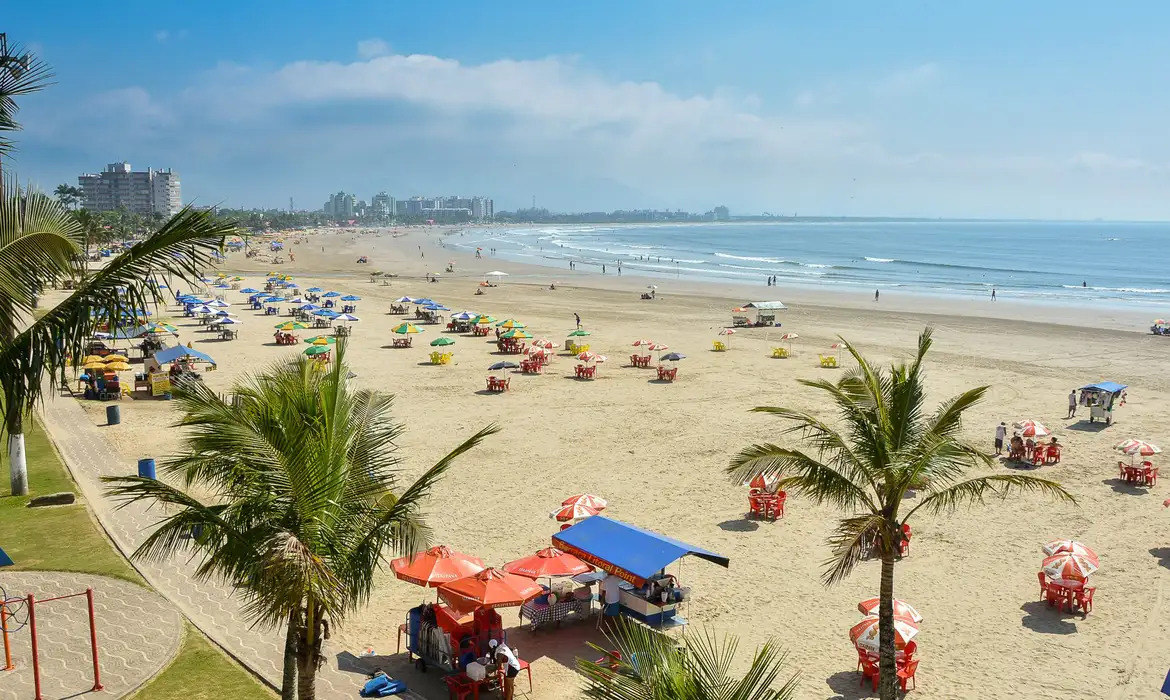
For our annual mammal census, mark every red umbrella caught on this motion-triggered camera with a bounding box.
[562,493,608,510]
[746,473,776,490]
[551,503,602,522]
[390,545,486,587]
[503,547,593,579]
[438,567,544,614]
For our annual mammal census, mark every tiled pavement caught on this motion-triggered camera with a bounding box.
[36,394,385,699]
[0,571,182,700]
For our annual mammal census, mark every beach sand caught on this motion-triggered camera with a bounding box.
[65,227,1170,699]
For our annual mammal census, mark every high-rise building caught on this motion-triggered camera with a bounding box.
[77,162,181,217]
[471,197,494,220]
[371,192,395,218]
[323,191,356,219]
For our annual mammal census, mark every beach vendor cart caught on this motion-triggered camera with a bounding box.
[1079,381,1127,425]
[742,301,787,327]
[552,516,728,628]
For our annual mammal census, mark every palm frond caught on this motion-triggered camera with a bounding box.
[0,38,53,157]
[903,474,1075,522]
[727,443,876,512]
[822,513,886,587]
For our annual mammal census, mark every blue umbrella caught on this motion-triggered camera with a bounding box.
[240,287,260,294]
[322,291,341,298]
[425,304,450,311]
[488,361,520,371]
[333,313,360,322]
[661,352,687,362]
[266,296,287,303]
[285,283,299,288]
[341,295,362,301]
[307,287,323,293]
[313,309,339,318]
[413,298,434,305]
[215,283,231,289]
[300,304,321,311]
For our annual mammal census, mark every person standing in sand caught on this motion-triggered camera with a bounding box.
[1067,389,1078,418]
[994,421,1007,455]
[874,289,880,302]
[991,288,997,301]
[574,313,581,330]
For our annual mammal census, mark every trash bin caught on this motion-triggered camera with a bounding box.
[106,405,120,425]
[137,458,156,480]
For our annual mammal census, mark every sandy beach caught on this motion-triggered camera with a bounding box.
[62,227,1170,699]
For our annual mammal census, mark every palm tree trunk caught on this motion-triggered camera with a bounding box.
[281,609,298,700]
[7,410,27,496]
[878,551,897,700]
[295,601,321,700]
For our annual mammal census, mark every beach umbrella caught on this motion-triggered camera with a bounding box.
[430,337,456,347]
[632,339,654,348]
[577,351,606,363]
[485,270,509,284]
[231,276,244,282]
[660,352,687,362]
[104,354,129,363]
[215,283,231,289]
[501,329,532,339]
[299,304,321,312]
[391,545,486,588]
[503,547,592,579]
[496,319,526,329]
[1115,438,1161,457]
[850,614,919,652]
[532,338,559,349]
[192,305,214,315]
[305,336,337,345]
[1014,419,1050,438]
[473,314,497,325]
[81,355,106,364]
[562,493,608,509]
[830,342,847,360]
[437,568,543,614]
[857,598,924,624]
[143,322,179,335]
[1042,552,1099,585]
[332,313,360,322]
[104,361,132,372]
[567,329,591,337]
[285,283,299,289]
[394,296,415,304]
[217,317,243,325]
[275,321,308,331]
[648,342,670,359]
[322,291,341,298]
[718,328,736,336]
[288,296,305,304]
[341,295,362,301]
[550,503,602,522]
[488,361,519,371]
[779,332,799,348]
[307,287,323,293]
[424,303,451,312]
[745,473,776,490]
[451,311,477,321]
[213,309,235,317]
[208,299,231,307]
[313,309,338,318]
[1155,319,1166,325]
[392,322,422,335]
[264,296,286,303]
[240,287,260,294]
[1041,540,1099,561]
[304,345,331,357]
[82,361,108,371]
[413,298,434,306]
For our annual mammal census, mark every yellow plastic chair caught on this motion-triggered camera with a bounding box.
[771,347,789,359]
[713,340,727,352]
[430,351,442,365]
[441,352,453,364]
[818,354,838,368]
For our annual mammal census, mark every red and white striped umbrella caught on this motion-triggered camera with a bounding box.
[1014,419,1050,438]
[531,338,558,349]
[550,503,601,522]
[829,342,846,350]
[857,598,923,623]
[1042,552,1099,584]
[718,328,737,336]
[632,339,654,347]
[1041,540,1098,561]
[562,493,608,509]
[849,615,919,652]
[577,351,607,363]
[648,343,670,352]
[780,332,799,341]
[1115,439,1161,457]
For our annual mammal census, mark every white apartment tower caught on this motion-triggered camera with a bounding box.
[77,162,182,217]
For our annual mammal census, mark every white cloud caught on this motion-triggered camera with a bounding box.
[154,30,169,42]
[356,39,391,59]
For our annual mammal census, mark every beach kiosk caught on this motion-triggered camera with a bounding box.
[742,301,787,327]
[552,516,729,627]
[1079,381,1127,425]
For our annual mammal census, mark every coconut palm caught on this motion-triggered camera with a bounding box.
[2,189,229,495]
[104,344,498,700]
[577,617,798,700]
[726,328,1072,699]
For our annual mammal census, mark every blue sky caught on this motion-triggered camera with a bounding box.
[7,1,1170,218]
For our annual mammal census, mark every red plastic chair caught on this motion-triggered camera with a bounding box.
[1031,448,1044,466]
[748,495,765,518]
[856,648,869,671]
[1037,571,1050,599]
[770,492,787,519]
[1148,468,1159,487]
[444,674,475,700]
[859,657,880,691]
[897,659,919,691]
[1076,586,1096,614]
[516,658,533,693]
[1046,445,1062,464]
[899,524,912,556]
[901,640,918,661]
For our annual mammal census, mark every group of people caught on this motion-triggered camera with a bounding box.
[994,422,1061,460]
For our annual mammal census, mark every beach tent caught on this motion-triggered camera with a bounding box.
[742,301,787,327]
[485,271,509,285]
[552,515,728,586]
[154,345,216,365]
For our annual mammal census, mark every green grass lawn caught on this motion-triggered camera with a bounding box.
[1,418,273,699]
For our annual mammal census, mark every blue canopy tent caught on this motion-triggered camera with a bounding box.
[1079,381,1127,425]
[552,516,728,586]
[154,345,216,365]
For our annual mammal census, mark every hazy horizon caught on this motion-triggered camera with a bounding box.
[8,2,1170,221]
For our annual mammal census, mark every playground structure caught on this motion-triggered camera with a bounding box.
[1,584,103,699]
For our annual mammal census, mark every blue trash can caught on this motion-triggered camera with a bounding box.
[106,405,120,425]
[137,458,156,479]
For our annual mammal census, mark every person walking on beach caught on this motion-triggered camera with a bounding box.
[874,289,880,302]
[574,312,581,330]
[1067,389,1078,419]
[994,422,1007,456]
[991,288,997,301]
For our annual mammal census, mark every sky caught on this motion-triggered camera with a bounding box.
[7,1,1170,219]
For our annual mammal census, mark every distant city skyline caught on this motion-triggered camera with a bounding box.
[8,2,1170,220]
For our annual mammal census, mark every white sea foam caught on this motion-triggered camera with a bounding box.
[865,257,896,263]
[715,252,782,264]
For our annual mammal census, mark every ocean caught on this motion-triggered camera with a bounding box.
[450,219,1169,308]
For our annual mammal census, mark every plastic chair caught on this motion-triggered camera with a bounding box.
[855,647,869,671]
[1046,445,1062,464]
[444,675,475,700]
[1076,586,1095,613]
[1037,571,1050,599]
[1148,468,1159,487]
[899,524,912,556]
[897,659,919,691]
[516,659,533,693]
[1031,448,1044,466]
[859,657,880,691]
[1119,461,1128,480]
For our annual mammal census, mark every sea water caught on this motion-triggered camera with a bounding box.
[452,219,1170,308]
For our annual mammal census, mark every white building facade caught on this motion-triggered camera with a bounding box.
[78,162,182,217]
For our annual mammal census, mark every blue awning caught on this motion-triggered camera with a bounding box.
[552,516,729,585]
[154,345,216,365]
[1081,382,1127,393]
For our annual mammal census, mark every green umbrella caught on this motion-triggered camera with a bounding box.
[502,329,533,339]
[430,337,456,347]
[567,329,591,337]
[472,314,497,325]
[392,322,422,334]
[275,321,309,331]
[496,319,526,329]
[304,345,331,356]
[303,335,337,344]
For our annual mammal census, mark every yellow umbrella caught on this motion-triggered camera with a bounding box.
[82,361,108,370]
[81,355,105,364]
[104,361,132,372]
[104,354,129,363]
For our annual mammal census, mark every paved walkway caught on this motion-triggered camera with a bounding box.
[0,571,182,700]
[38,394,382,699]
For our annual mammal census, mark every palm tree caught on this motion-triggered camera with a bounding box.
[0,33,51,191]
[103,345,498,700]
[53,183,83,210]
[577,617,798,700]
[726,328,1073,699]
[2,188,230,495]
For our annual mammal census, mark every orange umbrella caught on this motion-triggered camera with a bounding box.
[562,493,608,510]
[503,547,593,579]
[850,615,919,652]
[746,473,776,490]
[437,567,543,614]
[551,503,602,522]
[390,545,486,587]
[857,597,923,623]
